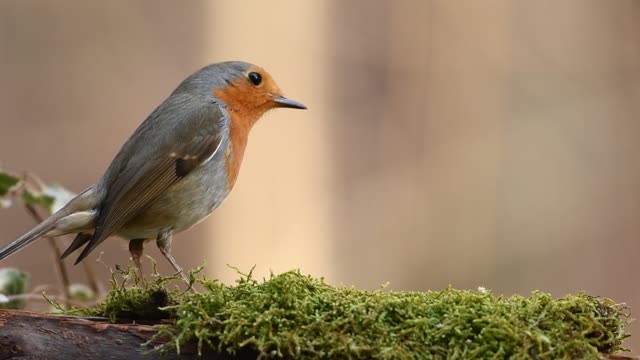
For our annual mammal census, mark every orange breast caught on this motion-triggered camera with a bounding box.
[213,73,275,190]
[224,112,249,189]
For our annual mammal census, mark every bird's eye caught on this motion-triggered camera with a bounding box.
[248,72,262,86]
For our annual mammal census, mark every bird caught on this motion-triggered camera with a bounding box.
[0,61,306,282]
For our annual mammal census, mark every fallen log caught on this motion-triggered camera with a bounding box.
[0,310,258,360]
[0,309,635,360]
[0,269,635,359]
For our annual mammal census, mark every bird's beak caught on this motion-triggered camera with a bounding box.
[273,95,307,109]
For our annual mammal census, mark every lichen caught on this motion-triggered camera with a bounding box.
[67,266,631,359]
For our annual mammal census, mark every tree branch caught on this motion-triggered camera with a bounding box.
[0,309,634,360]
[0,310,259,360]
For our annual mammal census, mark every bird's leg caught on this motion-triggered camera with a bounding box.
[128,238,145,283]
[156,231,190,284]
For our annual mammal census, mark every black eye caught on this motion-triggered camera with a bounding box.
[248,72,262,86]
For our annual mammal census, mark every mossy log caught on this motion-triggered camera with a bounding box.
[0,310,259,360]
[0,310,634,360]
[1,269,634,359]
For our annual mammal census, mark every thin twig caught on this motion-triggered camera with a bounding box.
[81,260,101,297]
[22,172,46,191]
[4,293,91,308]
[24,203,71,307]
[17,172,103,302]
[22,172,103,299]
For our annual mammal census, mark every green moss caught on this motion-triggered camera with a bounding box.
[70,266,630,359]
[64,262,187,322]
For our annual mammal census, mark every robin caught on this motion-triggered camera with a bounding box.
[0,61,306,282]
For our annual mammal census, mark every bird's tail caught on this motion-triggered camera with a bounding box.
[0,185,99,261]
[0,211,68,261]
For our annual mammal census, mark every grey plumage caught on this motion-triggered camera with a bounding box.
[0,61,305,281]
[0,62,250,261]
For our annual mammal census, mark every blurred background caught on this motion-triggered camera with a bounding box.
[1,0,640,351]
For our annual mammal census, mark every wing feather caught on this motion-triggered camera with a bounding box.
[73,104,226,264]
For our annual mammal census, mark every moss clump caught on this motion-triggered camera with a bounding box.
[69,263,186,322]
[77,267,630,359]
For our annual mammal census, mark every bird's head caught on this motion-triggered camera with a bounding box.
[182,61,306,127]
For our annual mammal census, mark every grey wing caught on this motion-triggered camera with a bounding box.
[71,103,227,264]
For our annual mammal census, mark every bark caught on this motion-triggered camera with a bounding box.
[0,310,258,360]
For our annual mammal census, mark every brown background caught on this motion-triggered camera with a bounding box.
[1,0,639,353]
